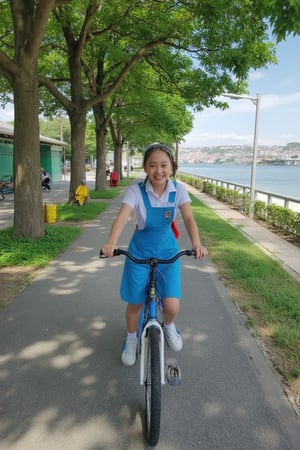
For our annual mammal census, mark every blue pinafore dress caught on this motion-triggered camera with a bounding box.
[120,182,181,305]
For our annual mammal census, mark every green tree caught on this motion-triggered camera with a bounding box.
[0,1,276,236]
[0,0,69,238]
[264,1,300,40]
[108,79,194,179]
[39,1,276,194]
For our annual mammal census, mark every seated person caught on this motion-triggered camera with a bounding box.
[40,168,51,190]
[0,180,13,190]
[74,179,89,206]
[0,180,14,199]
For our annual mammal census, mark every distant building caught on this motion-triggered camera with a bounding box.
[262,158,300,166]
[0,122,66,181]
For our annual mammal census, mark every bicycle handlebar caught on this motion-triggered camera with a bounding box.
[100,248,196,264]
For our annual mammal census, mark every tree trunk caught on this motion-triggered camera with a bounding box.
[114,143,122,180]
[111,116,123,179]
[68,113,87,202]
[13,68,44,238]
[93,103,108,191]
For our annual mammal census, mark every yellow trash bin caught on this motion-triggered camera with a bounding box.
[45,203,57,223]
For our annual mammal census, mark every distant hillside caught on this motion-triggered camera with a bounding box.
[179,143,300,165]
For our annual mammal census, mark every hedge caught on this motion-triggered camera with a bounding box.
[177,173,300,239]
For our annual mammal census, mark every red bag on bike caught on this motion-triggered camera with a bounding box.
[171,220,180,239]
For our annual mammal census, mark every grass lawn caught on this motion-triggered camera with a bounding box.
[0,225,82,267]
[0,175,136,265]
[0,180,134,268]
[90,177,133,200]
[57,201,107,221]
[191,194,300,381]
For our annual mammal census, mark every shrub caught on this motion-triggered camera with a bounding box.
[180,174,300,239]
[294,213,300,239]
[225,188,235,204]
[267,204,294,231]
[177,173,203,191]
[216,186,226,201]
[234,190,245,210]
[192,177,203,190]
[254,200,267,220]
[204,182,216,196]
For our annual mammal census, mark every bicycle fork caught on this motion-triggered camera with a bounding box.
[139,320,166,386]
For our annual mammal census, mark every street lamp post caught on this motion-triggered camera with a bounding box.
[222,93,261,219]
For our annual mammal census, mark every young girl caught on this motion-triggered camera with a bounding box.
[101,143,208,366]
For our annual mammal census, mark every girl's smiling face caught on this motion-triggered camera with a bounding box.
[143,149,172,191]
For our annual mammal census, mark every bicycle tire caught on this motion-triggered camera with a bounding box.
[145,326,161,446]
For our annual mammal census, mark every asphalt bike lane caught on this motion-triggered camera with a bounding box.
[0,189,299,449]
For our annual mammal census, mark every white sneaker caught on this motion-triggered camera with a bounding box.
[163,323,183,351]
[121,336,138,366]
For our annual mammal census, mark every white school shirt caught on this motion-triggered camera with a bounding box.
[122,178,191,230]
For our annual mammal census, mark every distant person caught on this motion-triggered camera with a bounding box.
[0,180,13,190]
[74,179,89,206]
[0,179,14,200]
[40,168,51,190]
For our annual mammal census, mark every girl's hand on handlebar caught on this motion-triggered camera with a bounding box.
[193,245,208,259]
[101,244,116,257]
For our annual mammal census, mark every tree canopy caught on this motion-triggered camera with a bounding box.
[0,0,278,237]
[263,0,300,41]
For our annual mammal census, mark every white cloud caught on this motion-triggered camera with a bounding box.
[0,104,14,122]
[216,92,300,115]
[183,91,300,147]
[262,92,300,110]
[249,70,266,81]
[182,131,254,148]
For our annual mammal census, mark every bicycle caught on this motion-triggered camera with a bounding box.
[100,247,196,446]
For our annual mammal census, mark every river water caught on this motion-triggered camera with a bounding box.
[179,164,300,201]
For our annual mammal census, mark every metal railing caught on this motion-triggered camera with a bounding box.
[178,171,300,213]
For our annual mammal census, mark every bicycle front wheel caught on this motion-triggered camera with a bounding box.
[145,326,161,446]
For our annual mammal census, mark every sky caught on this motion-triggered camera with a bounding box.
[182,34,300,148]
[1,33,300,149]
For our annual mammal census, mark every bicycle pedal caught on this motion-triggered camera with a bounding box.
[165,358,182,386]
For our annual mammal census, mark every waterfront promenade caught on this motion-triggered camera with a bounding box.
[0,175,299,449]
[178,170,300,213]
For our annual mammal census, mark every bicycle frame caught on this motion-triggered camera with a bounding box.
[100,248,195,383]
[139,257,165,384]
[100,247,196,447]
